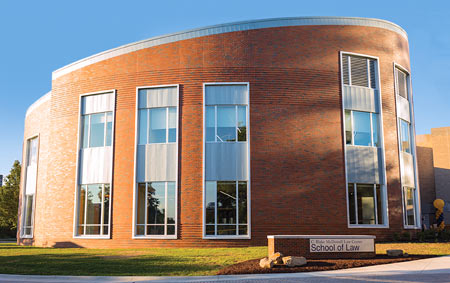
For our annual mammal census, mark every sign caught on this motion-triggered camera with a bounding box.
[310,238,374,253]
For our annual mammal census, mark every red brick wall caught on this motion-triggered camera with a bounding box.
[20,25,412,248]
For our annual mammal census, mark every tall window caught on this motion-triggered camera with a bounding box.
[395,68,409,100]
[342,55,377,88]
[22,137,38,237]
[76,91,115,237]
[138,107,177,144]
[400,119,411,153]
[345,110,379,147]
[204,83,249,238]
[403,186,417,226]
[206,106,247,142]
[205,181,248,236]
[348,183,383,225]
[136,182,176,236]
[77,184,110,236]
[81,112,113,148]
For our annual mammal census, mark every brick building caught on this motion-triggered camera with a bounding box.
[417,127,450,227]
[18,17,421,248]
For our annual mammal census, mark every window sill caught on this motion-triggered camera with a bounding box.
[205,141,247,144]
[346,144,379,149]
[203,235,250,240]
[73,235,111,239]
[133,235,177,240]
[348,224,389,229]
[20,235,33,239]
[403,225,420,230]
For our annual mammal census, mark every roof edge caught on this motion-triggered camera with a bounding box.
[52,16,408,80]
[25,92,51,117]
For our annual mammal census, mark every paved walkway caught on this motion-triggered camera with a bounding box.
[0,256,449,282]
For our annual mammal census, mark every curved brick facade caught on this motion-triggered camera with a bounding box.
[19,17,419,248]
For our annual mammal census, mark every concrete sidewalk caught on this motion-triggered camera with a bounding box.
[0,256,449,282]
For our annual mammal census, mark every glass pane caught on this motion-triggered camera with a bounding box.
[147,182,165,225]
[86,184,102,226]
[168,107,177,143]
[397,69,408,99]
[217,181,236,224]
[24,195,34,227]
[350,56,369,87]
[356,184,376,224]
[237,106,246,142]
[77,225,84,235]
[105,112,113,146]
[345,110,352,145]
[205,225,215,235]
[103,185,110,226]
[86,226,101,235]
[372,114,379,147]
[205,181,216,224]
[238,182,247,224]
[217,225,237,235]
[138,109,148,144]
[103,225,108,235]
[136,225,145,235]
[376,185,383,225]
[78,186,86,226]
[81,115,89,148]
[149,108,166,143]
[167,182,176,224]
[348,184,356,224]
[405,187,416,226]
[239,225,248,235]
[217,106,236,142]
[28,138,38,166]
[147,225,164,235]
[137,183,146,225]
[167,225,175,235]
[400,120,411,153]
[353,111,371,146]
[206,106,215,142]
[89,113,105,147]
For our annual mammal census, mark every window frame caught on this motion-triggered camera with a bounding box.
[347,183,384,226]
[81,111,113,148]
[138,106,177,145]
[20,135,39,239]
[73,90,116,239]
[132,84,179,239]
[202,82,251,239]
[77,183,111,236]
[340,51,389,229]
[393,62,421,229]
[402,186,418,228]
[345,110,379,147]
[342,54,378,89]
[205,105,248,143]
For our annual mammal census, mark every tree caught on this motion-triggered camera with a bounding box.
[0,160,21,236]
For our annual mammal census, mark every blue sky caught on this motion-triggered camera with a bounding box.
[0,0,449,176]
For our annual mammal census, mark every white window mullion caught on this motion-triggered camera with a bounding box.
[235,181,239,235]
[215,106,218,142]
[373,184,378,225]
[83,185,88,235]
[145,183,148,236]
[100,184,105,235]
[348,56,352,86]
[370,113,374,147]
[164,182,168,236]
[354,184,358,225]
[166,108,169,143]
[214,181,218,236]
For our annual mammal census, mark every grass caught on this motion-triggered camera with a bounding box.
[0,242,449,276]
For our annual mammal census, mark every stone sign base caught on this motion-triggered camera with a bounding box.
[268,235,376,259]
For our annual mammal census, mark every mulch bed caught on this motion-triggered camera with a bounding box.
[217,255,435,275]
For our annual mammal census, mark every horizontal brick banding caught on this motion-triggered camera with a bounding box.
[19,24,413,248]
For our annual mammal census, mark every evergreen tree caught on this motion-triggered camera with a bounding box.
[0,160,21,236]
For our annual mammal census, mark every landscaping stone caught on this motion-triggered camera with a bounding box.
[269,252,283,264]
[259,257,274,268]
[282,256,307,267]
[387,249,404,257]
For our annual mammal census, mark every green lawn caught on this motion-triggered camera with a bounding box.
[0,242,449,276]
